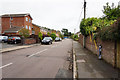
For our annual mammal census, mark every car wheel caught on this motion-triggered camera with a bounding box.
[49,42,51,45]
[15,41,17,44]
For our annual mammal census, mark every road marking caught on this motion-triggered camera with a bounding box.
[0,63,13,69]
[28,49,48,57]
[51,45,57,48]
[76,59,86,63]
[76,54,86,56]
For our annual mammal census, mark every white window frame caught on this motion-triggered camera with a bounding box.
[29,19,31,22]
[26,25,28,29]
[10,17,13,20]
[29,26,31,30]
[26,17,28,21]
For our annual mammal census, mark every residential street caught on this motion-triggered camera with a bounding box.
[2,39,72,78]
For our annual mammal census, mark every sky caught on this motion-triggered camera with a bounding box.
[0,0,120,33]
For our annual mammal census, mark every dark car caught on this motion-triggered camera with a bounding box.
[7,36,21,44]
[41,37,53,45]
[55,37,62,42]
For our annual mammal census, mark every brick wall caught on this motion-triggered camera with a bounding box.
[2,17,10,33]
[32,24,40,35]
[79,34,116,67]
[24,38,36,45]
[78,34,83,46]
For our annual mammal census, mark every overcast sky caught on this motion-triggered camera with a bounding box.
[0,0,120,33]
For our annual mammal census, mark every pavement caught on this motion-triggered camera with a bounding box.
[0,43,41,53]
[73,41,120,79]
[1,43,21,49]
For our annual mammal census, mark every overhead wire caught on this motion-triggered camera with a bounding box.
[75,4,84,33]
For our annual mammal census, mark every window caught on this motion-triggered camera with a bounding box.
[26,17,28,21]
[26,25,28,29]
[29,26,31,30]
[10,17,13,20]
[29,19,31,22]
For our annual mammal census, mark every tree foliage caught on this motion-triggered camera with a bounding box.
[80,2,120,41]
[19,28,30,38]
[74,34,78,40]
[47,32,50,37]
[59,33,64,39]
[61,28,68,36]
[102,2,120,20]
[38,32,43,40]
[50,33,57,40]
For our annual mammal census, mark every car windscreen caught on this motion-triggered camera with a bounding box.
[43,37,50,40]
[55,37,60,40]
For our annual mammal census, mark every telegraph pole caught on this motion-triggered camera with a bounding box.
[83,0,86,48]
[84,0,86,19]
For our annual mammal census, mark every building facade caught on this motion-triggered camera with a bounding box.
[1,13,33,35]
[32,23,41,35]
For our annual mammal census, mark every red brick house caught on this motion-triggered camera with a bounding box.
[1,13,33,35]
[32,23,41,35]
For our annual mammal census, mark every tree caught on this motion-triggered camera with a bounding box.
[68,32,71,36]
[59,33,64,39]
[74,34,78,40]
[47,32,50,37]
[61,28,68,36]
[102,2,120,20]
[38,32,43,40]
[19,28,30,38]
[50,33,57,40]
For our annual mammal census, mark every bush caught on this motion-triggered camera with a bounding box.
[47,32,50,37]
[50,33,57,40]
[59,33,64,39]
[19,28,30,38]
[38,32,43,40]
[72,34,78,41]
[98,25,120,41]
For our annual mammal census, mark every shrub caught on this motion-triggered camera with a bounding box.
[50,33,57,40]
[38,32,43,40]
[19,28,30,38]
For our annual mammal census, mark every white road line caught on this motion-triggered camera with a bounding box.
[51,45,57,48]
[28,49,48,57]
[0,63,13,69]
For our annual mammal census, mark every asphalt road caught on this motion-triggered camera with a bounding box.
[2,39,73,78]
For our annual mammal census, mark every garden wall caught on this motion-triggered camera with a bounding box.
[79,34,116,67]
[24,38,36,45]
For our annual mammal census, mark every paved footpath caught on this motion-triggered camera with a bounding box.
[73,41,120,79]
[0,43,41,53]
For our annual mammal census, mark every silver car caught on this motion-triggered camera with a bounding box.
[0,36,8,42]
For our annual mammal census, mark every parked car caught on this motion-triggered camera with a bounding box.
[55,37,62,42]
[7,36,21,44]
[41,37,53,45]
[0,36,8,43]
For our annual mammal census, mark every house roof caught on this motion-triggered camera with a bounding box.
[32,23,41,28]
[4,27,23,33]
[1,13,33,20]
